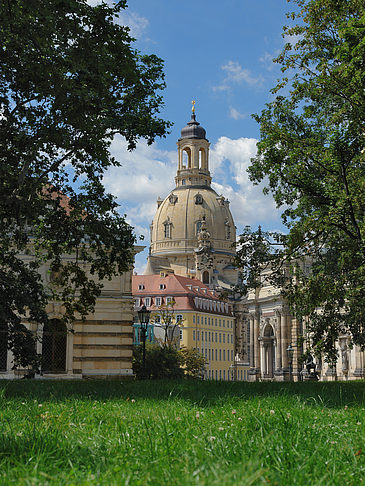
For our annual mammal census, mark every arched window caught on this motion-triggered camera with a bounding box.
[202,271,209,284]
[196,220,202,235]
[199,148,206,169]
[42,319,67,373]
[164,222,171,238]
[182,148,191,168]
[0,321,8,372]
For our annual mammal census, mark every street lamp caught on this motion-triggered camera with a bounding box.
[286,344,294,382]
[137,305,151,379]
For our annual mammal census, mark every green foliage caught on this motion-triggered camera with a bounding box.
[133,343,184,380]
[238,0,365,359]
[0,380,365,485]
[133,343,206,380]
[0,0,170,368]
[179,346,207,379]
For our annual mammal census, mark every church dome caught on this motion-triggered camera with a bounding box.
[180,114,207,140]
[150,186,236,258]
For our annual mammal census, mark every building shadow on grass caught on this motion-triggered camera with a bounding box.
[1,379,365,408]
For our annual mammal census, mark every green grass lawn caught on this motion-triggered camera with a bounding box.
[0,380,364,485]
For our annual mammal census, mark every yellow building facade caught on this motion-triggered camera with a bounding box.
[133,273,236,380]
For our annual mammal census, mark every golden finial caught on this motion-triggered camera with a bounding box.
[192,100,196,114]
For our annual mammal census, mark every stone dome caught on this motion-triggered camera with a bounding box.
[150,186,236,258]
[180,114,207,140]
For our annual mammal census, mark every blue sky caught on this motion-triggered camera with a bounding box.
[89,0,297,273]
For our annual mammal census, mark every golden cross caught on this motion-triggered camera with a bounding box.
[192,100,196,114]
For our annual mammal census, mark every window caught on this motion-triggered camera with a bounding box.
[194,193,203,205]
[219,370,222,380]
[138,284,144,290]
[215,349,217,361]
[166,297,172,304]
[209,349,211,360]
[193,330,196,341]
[231,350,233,361]
[196,221,202,235]
[202,332,204,342]
[215,319,217,326]
[205,331,207,341]
[219,319,221,327]
[197,315,200,324]
[179,329,183,340]
[42,319,67,373]
[0,321,8,372]
[197,330,200,340]
[208,332,211,342]
[144,297,151,307]
[135,298,140,307]
[223,350,226,361]
[176,314,183,323]
[159,284,166,290]
[205,317,207,325]
[193,315,195,324]
[215,370,218,380]
[154,315,161,324]
[164,222,171,238]
[219,349,222,361]
[223,370,226,380]
[155,297,161,307]
[215,333,217,343]
[223,320,225,327]
[181,179,186,185]
[208,318,210,326]
[219,333,221,343]
[169,194,178,204]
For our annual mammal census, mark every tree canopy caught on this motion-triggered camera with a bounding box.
[237,0,365,361]
[0,0,170,369]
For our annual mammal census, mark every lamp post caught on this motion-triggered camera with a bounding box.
[137,305,151,379]
[286,344,294,382]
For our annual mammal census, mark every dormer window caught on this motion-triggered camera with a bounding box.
[159,284,166,290]
[194,193,203,205]
[138,284,145,290]
[169,194,178,205]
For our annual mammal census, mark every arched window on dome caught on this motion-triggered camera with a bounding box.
[164,221,172,238]
[202,271,209,284]
[225,219,231,239]
[196,220,202,235]
[182,147,191,169]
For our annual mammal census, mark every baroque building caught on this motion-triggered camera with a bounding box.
[145,110,237,289]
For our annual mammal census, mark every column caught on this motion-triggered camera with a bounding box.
[253,310,261,371]
[281,308,288,370]
[275,310,282,371]
[249,314,255,367]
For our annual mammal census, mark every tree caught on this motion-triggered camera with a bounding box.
[151,299,183,347]
[0,0,170,369]
[237,0,365,361]
[179,347,206,379]
[132,343,184,380]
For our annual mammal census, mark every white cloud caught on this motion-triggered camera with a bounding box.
[103,136,176,232]
[104,136,282,272]
[209,137,280,226]
[229,107,245,120]
[213,61,263,91]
